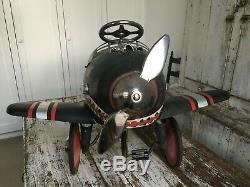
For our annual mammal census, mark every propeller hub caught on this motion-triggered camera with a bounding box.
[111,72,158,117]
[131,89,142,103]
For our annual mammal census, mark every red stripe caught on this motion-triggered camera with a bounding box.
[50,102,58,121]
[27,102,39,118]
[181,96,197,111]
[200,93,215,105]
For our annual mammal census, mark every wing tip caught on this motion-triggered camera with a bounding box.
[6,103,17,116]
[6,102,31,117]
[211,90,230,103]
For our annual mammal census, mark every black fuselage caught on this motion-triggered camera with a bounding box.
[84,47,166,117]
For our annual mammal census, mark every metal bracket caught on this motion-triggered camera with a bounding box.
[166,51,181,83]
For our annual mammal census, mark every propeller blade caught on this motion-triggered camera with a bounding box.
[98,111,129,154]
[140,34,170,82]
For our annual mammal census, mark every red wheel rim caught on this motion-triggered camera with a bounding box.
[164,119,178,166]
[72,127,81,169]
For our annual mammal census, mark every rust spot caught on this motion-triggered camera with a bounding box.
[47,171,52,177]
[234,0,248,13]
[241,15,250,22]
[226,15,234,22]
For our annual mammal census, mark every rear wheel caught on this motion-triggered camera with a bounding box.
[163,118,183,168]
[68,123,81,174]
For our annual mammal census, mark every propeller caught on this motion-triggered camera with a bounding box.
[98,34,170,154]
[98,111,129,154]
[140,34,170,82]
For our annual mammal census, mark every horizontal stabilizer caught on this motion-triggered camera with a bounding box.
[160,89,230,119]
[7,101,96,124]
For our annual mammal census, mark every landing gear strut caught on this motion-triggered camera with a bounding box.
[121,130,128,157]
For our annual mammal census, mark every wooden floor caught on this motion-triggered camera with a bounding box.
[0,136,23,187]
[24,119,250,187]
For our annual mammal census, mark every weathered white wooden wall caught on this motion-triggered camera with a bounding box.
[144,0,187,81]
[144,0,187,57]
[0,0,22,134]
[0,0,187,134]
[180,0,250,113]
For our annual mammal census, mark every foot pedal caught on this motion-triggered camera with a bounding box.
[131,149,150,160]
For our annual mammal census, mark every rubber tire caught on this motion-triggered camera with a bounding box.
[68,123,81,174]
[121,130,128,157]
[80,125,92,153]
[163,118,183,168]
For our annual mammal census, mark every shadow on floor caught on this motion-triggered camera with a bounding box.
[0,136,23,187]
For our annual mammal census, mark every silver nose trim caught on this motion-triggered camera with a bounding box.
[131,89,142,103]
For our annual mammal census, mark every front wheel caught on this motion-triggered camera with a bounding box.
[68,123,81,174]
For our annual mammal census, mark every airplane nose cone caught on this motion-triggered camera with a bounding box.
[110,72,158,117]
[131,90,142,103]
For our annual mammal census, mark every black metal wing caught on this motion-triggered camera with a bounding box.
[160,89,230,119]
[7,100,96,124]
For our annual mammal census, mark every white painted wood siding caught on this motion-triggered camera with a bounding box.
[0,1,21,134]
[61,0,106,96]
[10,0,67,100]
[144,0,187,56]
[231,2,250,101]
[182,0,235,89]
[181,0,250,112]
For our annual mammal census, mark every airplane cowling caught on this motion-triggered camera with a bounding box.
[84,49,166,119]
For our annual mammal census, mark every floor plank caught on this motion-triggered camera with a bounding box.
[24,119,250,186]
[0,136,23,187]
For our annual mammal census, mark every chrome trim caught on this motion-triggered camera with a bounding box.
[36,102,50,119]
[131,89,142,103]
[95,41,149,54]
[189,93,208,108]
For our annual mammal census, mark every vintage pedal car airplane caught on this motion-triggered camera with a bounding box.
[7,20,230,174]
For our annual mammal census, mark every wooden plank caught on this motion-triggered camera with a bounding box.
[180,0,250,113]
[222,2,245,91]
[24,117,250,186]
[200,0,235,89]
[135,126,250,187]
[231,16,250,100]
[89,130,185,186]
[24,119,106,186]
[182,0,236,89]
[184,0,212,85]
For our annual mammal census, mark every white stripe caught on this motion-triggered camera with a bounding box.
[36,102,50,119]
[188,93,208,108]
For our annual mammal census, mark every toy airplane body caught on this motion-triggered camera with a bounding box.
[7,20,230,174]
